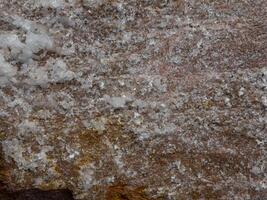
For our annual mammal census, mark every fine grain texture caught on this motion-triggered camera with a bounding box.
[0,0,266,199]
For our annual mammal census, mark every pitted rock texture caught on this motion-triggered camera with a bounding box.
[0,0,266,199]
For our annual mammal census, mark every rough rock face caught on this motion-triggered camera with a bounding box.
[0,189,74,200]
[0,0,266,199]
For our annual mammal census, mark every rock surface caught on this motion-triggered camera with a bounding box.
[0,0,266,199]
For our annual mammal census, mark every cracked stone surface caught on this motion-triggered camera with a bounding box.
[0,0,266,199]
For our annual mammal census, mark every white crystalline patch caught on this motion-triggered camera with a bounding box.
[104,95,131,108]
[0,31,53,62]
[0,54,17,86]
[262,95,267,107]
[12,16,47,33]
[2,138,26,168]
[153,78,167,92]
[18,119,43,135]
[1,15,54,57]
[261,67,267,88]
[138,132,150,140]
[0,34,29,60]
[82,0,104,8]
[238,87,245,96]
[26,32,53,53]
[17,120,45,145]
[33,0,65,8]
[50,59,75,83]
[67,149,79,160]
[79,163,96,190]
[26,59,74,86]
[154,123,176,135]
[132,112,144,126]
[114,150,125,170]
[60,41,76,56]
[0,34,24,50]
[57,91,75,111]
[109,97,126,108]
[12,16,35,32]
[251,166,262,175]
[28,67,49,86]
[172,160,186,174]
[90,117,107,132]
[132,99,147,109]
[35,146,53,160]
[7,98,32,115]
[2,137,53,170]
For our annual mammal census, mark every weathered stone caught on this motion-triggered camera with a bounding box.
[0,0,266,199]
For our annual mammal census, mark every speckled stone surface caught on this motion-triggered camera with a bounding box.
[0,0,266,199]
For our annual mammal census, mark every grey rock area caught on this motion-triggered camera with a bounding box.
[0,0,266,199]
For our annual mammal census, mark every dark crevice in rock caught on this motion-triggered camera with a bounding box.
[0,189,74,200]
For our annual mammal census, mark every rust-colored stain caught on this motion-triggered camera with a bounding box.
[106,185,150,200]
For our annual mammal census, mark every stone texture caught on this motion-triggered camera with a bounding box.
[0,189,74,200]
[0,0,266,199]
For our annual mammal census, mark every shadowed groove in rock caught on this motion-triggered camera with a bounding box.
[0,189,74,200]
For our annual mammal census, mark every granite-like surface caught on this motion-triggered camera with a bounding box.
[0,0,266,199]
